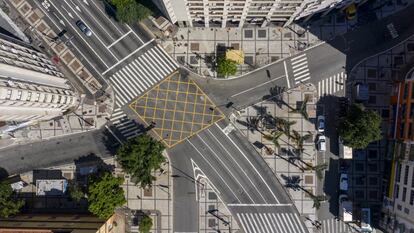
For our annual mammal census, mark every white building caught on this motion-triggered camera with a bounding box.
[152,0,368,28]
[0,33,79,122]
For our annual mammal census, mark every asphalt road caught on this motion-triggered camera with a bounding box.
[0,129,117,176]
[194,2,414,111]
[169,121,308,232]
[30,0,156,86]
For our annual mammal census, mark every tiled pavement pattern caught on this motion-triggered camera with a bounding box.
[162,0,414,78]
[233,85,319,232]
[347,35,414,227]
[16,157,173,232]
[130,72,224,147]
[109,45,179,108]
[198,178,241,233]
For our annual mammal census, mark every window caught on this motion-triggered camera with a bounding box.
[26,92,32,101]
[410,190,414,205]
[402,187,407,202]
[5,89,12,100]
[412,168,414,187]
[404,165,410,185]
[43,94,48,102]
[34,93,40,102]
[395,185,400,199]
[397,164,402,183]
[17,90,22,100]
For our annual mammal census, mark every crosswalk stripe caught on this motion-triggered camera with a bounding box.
[141,53,165,78]
[133,58,158,84]
[262,214,275,233]
[118,69,142,96]
[294,72,310,81]
[258,214,270,233]
[156,44,180,68]
[290,53,306,61]
[292,61,308,69]
[288,214,301,233]
[254,213,266,233]
[293,213,306,233]
[130,60,155,86]
[291,56,307,65]
[123,66,147,91]
[268,213,280,233]
[147,49,171,75]
[284,213,296,233]
[110,79,128,105]
[151,47,177,71]
[127,62,151,88]
[115,71,136,99]
[293,65,308,73]
[237,214,251,233]
[246,213,259,233]
[293,68,309,76]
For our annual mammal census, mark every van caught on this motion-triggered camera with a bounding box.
[339,194,353,222]
[317,135,326,152]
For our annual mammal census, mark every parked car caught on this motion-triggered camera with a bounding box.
[76,20,92,37]
[339,194,353,222]
[317,135,326,152]
[317,115,325,133]
[340,173,349,191]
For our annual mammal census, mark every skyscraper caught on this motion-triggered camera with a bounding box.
[152,0,367,28]
[0,33,79,122]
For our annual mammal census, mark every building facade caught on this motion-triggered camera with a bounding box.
[381,69,414,232]
[0,33,79,122]
[152,0,368,28]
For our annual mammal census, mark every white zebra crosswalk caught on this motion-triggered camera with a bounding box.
[320,218,357,233]
[317,72,347,97]
[109,108,140,140]
[109,45,179,108]
[237,212,307,233]
[290,54,311,85]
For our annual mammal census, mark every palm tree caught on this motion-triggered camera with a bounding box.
[263,130,284,149]
[272,116,296,136]
[290,95,310,120]
[246,116,262,133]
[312,163,328,180]
[310,194,328,209]
[290,130,312,152]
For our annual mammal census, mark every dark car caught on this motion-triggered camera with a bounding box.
[76,20,92,37]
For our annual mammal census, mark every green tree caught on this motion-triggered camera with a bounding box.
[110,0,152,23]
[290,95,310,120]
[139,214,153,233]
[116,134,165,188]
[338,103,382,149]
[217,56,237,77]
[290,130,312,153]
[0,182,24,218]
[68,181,85,202]
[87,173,126,219]
[263,130,284,149]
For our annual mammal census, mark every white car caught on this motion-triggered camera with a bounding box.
[317,135,326,152]
[340,173,349,191]
[317,115,325,133]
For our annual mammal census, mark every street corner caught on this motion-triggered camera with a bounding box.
[128,71,224,148]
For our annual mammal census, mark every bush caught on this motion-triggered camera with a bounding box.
[0,182,24,218]
[338,103,382,149]
[139,215,153,233]
[87,172,126,219]
[110,0,152,23]
[116,134,165,188]
[217,56,238,77]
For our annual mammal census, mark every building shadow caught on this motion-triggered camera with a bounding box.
[0,166,9,181]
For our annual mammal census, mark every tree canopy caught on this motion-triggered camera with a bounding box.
[217,56,238,77]
[116,134,165,188]
[110,0,152,23]
[139,215,153,233]
[0,182,24,218]
[87,173,126,219]
[338,103,382,149]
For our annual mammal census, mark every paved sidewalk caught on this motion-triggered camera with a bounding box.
[230,84,320,232]
[160,0,414,79]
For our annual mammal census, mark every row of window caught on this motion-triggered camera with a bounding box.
[4,89,73,105]
[396,164,414,187]
[395,185,414,206]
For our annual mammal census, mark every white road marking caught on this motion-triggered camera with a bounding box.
[186,139,242,203]
[215,123,281,204]
[230,75,285,98]
[126,24,144,44]
[227,203,292,206]
[107,30,132,49]
[290,53,306,61]
[207,129,267,203]
[196,135,256,203]
[102,38,154,75]
[283,61,291,88]
[48,0,110,68]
